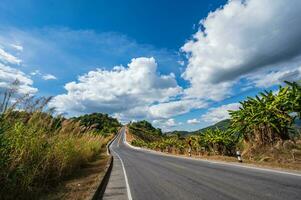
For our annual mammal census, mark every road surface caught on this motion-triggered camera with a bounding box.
[103,128,301,200]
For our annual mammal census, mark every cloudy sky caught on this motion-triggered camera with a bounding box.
[1,0,301,131]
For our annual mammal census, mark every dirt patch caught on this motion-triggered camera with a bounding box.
[43,150,110,200]
[125,127,136,144]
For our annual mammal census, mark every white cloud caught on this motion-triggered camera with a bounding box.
[201,103,240,124]
[30,70,41,76]
[0,41,36,95]
[0,48,21,64]
[10,44,23,51]
[187,118,200,124]
[177,60,185,66]
[248,66,301,88]
[0,63,37,94]
[50,57,182,118]
[182,0,301,101]
[148,99,207,119]
[30,70,57,81]
[165,118,177,127]
[42,74,57,80]
[152,118,182,131]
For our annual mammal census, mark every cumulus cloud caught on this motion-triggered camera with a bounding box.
[0,63,37,94]
[187,118,200,124]
[42,74,57,80]
[182,0,301,100]
[201,103,240,124]
[50,57,182,117]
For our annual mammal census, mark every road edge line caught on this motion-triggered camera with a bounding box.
[111,148,133,200]
[123,128,141,150]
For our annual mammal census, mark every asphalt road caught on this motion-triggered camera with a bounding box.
[103,128,301,200]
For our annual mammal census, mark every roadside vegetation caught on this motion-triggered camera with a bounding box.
[72,113,120,136]
[129,81,301,168]
[0,81,121,199]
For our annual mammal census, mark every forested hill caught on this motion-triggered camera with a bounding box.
[199,119,230,132]
[72,113,121,135]
[129,119,230,139]
[128,120,162,142]
[166,119,230,136]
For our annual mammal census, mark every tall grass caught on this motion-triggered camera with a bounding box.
[0,111,107,199]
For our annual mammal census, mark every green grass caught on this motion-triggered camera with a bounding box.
[0,111,109,199]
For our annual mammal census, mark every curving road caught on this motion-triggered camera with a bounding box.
[102,127,301,200]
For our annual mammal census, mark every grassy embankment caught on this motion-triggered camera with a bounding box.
[0,95,120,199]
[128,81,301,170]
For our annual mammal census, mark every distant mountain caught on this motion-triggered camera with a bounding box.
[165,119,231,136]
[165,130,196,136]
[199,119,231,133]
[151,117,299,137]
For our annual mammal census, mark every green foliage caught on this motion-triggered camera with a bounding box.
[229,81,301,145]
[131,139,148,147]
[200,129,238,155]
[72,113,121,136]
[129,121,238,156]
[0,111,107,199]
[129,120,162,142]
[129,82,301,157]
[0,81,120,198]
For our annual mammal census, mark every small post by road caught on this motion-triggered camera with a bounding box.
[236,150,242,162]
[188,139,192,157]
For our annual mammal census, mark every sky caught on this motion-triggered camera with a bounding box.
[1,0,301,131]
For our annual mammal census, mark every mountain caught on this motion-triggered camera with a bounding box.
[165,119,231,136]
[199,119,231,133]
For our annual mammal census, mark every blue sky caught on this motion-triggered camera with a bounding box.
[1,0,301,131]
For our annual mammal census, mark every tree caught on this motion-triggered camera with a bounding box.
[229,81,301,146]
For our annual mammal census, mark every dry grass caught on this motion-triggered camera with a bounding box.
[43,149,111,200]
[0,111,108,199]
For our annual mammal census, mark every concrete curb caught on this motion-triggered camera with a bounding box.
[91,133,119,200]
[124,127,141,150]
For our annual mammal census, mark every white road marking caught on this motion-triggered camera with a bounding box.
[123,129,301,177]
[111,130,133,200]
[107,133,119,155]
[123,130,141,150]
